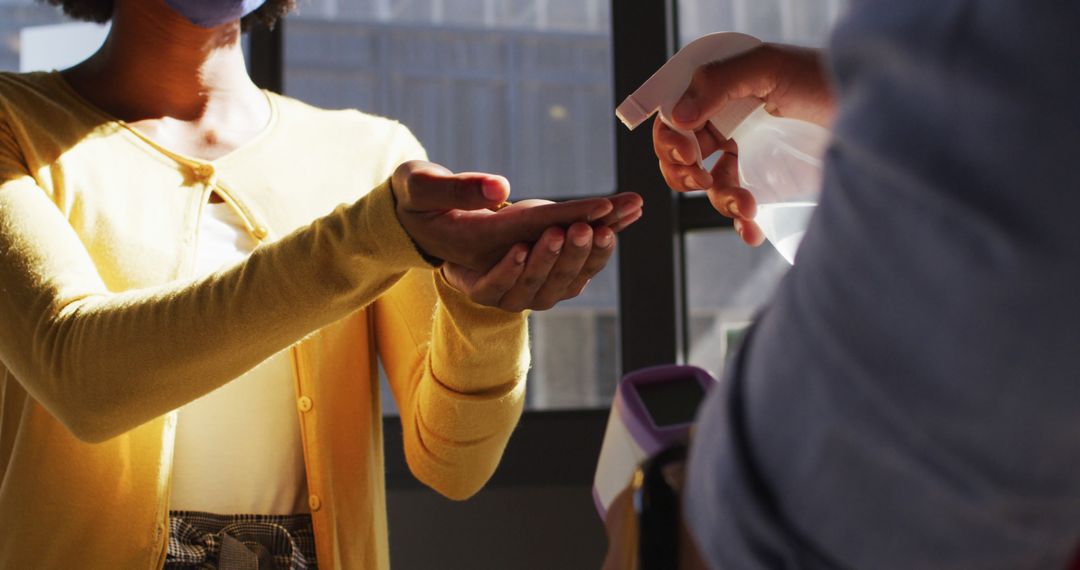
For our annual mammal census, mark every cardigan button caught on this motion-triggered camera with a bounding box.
[308,494,322,512]
[192,163,215,180]
[297,396,313,413]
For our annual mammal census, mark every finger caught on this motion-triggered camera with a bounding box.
[653,117,700,166]
[448,197,609,273]
[566,278,591,300]
[701,121,732,158]
[404,169,510,212]
[592,192,643,228]
[493,197,613,244]
[671,46,776,130]
[733,218,767,247]
[705,142,757,220]
[498,227,565,312]
[661,160,713,192]
[460,243,530,307]
[706,186,756,222]
[709,137,740,188]
[609,207,643,233]
[707,180,757,221]
[653,118,727,166]
[531,223,594,310]
[564,227,615,298]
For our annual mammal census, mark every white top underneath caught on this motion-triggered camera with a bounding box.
[169,200,308,515]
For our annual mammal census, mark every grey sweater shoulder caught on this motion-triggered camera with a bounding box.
[685,1,1080,568]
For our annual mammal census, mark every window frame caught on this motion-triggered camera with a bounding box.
[611,0,735,375]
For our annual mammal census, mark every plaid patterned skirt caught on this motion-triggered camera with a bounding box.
[165,511,317,570]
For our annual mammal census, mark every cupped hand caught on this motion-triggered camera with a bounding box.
[392,161,642,272]
[652,43,832,246]
[442,199,629,312]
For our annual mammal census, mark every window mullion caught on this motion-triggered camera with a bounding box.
[613,0,684,374]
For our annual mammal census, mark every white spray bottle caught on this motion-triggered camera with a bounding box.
[617,32,830,264]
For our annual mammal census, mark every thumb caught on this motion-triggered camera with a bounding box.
[671,47,775,131]
[403,168,510,213]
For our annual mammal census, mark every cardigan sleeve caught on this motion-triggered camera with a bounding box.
[372,125,529,500]
[0,121,430,443]
[373,268,529,500]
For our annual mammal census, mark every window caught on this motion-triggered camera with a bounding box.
[685,229,786,377]
[679,0,847,46]
[0,1,92,72]
[280,0,619,410]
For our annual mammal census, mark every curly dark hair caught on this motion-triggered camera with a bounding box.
[39,0,296,31]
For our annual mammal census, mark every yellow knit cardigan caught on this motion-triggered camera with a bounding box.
[0,71,528,569]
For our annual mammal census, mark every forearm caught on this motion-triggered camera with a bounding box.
[427,270,530,395]
[0,179,425,442]
[379,270,529,499]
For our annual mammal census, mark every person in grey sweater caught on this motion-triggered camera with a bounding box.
[608,1,1080,568]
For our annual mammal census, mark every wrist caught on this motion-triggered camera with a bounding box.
[389,176,444,267]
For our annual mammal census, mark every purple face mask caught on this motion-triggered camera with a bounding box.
[164,0,268,28]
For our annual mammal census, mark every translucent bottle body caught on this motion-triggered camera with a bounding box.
[724,105,830,263]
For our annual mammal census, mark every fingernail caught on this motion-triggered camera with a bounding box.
[597,233,614,248]
[673,98,698,123]
[572,233,590,247]
[550,238,565,253]
[671,148,688,164]
[482,180,504,201]
[515,249,527,264]
[683,175,703,190]
[729,201,741,218]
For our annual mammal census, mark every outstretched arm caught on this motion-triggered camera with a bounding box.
[0,129,639,444]
[0,170,427,443]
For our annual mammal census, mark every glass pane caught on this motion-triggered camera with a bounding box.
[684,229,789,378]
[678,0,848,46]
[0,1,95,72]
[284,2,613,200]
[524,260,618,409]
[284,1,619,410]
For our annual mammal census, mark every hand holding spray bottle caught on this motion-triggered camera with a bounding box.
[617,32,830,264]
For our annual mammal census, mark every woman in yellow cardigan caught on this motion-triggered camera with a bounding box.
[0,0,642,568]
